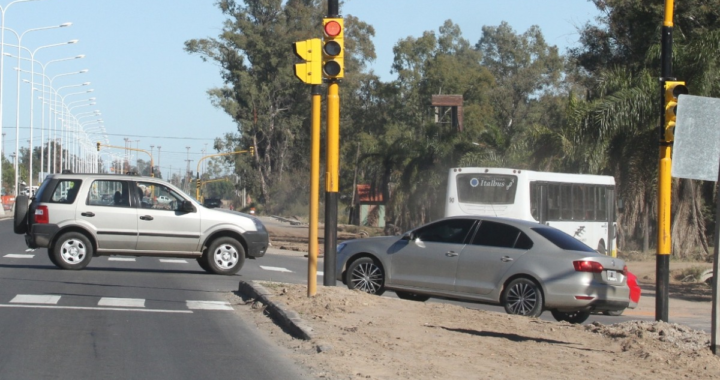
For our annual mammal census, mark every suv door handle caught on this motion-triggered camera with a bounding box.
[81,212,95,217]
[501,256,514,262]
[139,215,154,221]
[445,251,459,257]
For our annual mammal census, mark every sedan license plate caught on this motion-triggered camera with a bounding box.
[607,270,618,282]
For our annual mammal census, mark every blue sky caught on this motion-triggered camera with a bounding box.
[0,0,600,181]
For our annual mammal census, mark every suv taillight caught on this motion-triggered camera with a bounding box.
[573,260,603,273]
[34,206,49,224]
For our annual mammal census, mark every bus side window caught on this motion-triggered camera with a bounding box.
[560,184,572,220]
[547,184,560,221]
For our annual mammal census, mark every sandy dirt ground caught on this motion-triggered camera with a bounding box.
[233,219,720,379]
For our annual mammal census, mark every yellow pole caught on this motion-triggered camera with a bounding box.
[308,85,322,297]
[195,149,252,201]
[323,82,339,286]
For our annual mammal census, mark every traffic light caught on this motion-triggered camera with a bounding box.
[96,142,101,152]
[249,146,254,156]
[663,81,688,142]
[292,38,322,85]
[322,18,344,80]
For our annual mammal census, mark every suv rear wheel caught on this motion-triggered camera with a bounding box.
[52,232,93,270]
[205,237,245,275]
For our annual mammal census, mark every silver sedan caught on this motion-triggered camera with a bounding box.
[335,216,629,324]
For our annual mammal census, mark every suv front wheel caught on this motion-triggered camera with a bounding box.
[204,237,245,275]
[52,232,93,270]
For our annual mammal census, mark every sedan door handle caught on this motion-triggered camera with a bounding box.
[139,215,154,221]
[81,212,95,217]
[501,256,514,262]
[445,251,459,257]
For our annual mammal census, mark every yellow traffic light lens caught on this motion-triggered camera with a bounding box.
[324,41,341,56]
[324,61,341,76]
[324,21,341,37]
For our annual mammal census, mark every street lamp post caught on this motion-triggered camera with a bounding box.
[0,0,40,199]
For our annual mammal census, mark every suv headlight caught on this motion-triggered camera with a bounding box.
[252,218,266,232]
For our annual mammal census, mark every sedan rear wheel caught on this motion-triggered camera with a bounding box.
[551,310,591,324]
[346,257,385,296]
[603,309,625,316]
[501,278,543,317]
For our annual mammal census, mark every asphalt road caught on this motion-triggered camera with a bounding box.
[0,218,314,380]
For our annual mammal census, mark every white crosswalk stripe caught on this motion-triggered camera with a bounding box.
[98,297,145,308]
[108,257,136,262]
[11,294,61,304]
[260,265,292,273]
[186,301,233,310]
[159,259,188,264]
[4,254,35,259]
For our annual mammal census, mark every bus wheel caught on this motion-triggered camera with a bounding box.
[597,240,606,255]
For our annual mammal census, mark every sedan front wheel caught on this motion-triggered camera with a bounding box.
[501,278,543,317]
[346,257,385,296]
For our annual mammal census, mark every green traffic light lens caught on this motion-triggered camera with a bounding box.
[324,61,341,76]
[324,41,341,56]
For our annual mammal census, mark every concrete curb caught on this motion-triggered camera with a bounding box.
[237,280,315,340]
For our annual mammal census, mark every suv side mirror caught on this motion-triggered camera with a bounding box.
[181,200,196,213]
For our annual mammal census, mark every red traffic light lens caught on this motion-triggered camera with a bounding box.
[324,21,341,37]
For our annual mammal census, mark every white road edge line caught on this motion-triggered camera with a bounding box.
[4,254,35,259]
[108,257,136,262]
[0,304,193,314]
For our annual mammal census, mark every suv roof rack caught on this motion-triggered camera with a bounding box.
[61,170,73,174]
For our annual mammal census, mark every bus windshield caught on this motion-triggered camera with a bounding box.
[456,173,517,204]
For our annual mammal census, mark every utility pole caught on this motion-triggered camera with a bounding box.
[157,146,161,178]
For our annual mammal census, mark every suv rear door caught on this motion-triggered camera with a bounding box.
[79,179,138,251]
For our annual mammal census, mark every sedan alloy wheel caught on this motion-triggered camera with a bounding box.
[502,278,544,317]
[347,257,385,295]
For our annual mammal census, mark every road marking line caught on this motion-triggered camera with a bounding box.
[11,294,61,304]
[260,266,292,273]
[108,257,136,262]
[159,259,188,264]
[186,301,233,310]
[318,271,324,276]
[24,249,35,252]
[98,297,145,308]
[0,304,192,314]
[4,254,35,259]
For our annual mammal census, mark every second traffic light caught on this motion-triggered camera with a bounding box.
[322,18,344,80]
[664,81,688,142]
[96,142,101,152]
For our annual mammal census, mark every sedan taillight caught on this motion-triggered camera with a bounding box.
[34,206,49,224]
[573,260,603,273]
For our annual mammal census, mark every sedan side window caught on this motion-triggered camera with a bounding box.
[472,221,533,250]
[414,219,475,244]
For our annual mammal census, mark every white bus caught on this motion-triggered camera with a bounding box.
[445,167,617,257]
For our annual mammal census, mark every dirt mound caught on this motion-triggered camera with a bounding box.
[233,283,720,380]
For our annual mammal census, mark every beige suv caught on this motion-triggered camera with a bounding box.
[13,173,268,275]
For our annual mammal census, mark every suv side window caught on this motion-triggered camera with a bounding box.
[88,180,130,207]
[49,180,82,204]
[137,181,184,211]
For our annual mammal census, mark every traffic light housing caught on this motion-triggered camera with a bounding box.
[249,146,254,156]
[322,18,344,80]
[663,81,688,142]
[292,38,322,85]
[96,142,101,152]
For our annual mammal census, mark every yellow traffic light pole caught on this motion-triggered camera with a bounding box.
[308,85,322,296]
[195,147,253,202]
[97,142,154,177]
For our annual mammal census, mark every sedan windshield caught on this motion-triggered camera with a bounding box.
[531,227,596,252]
